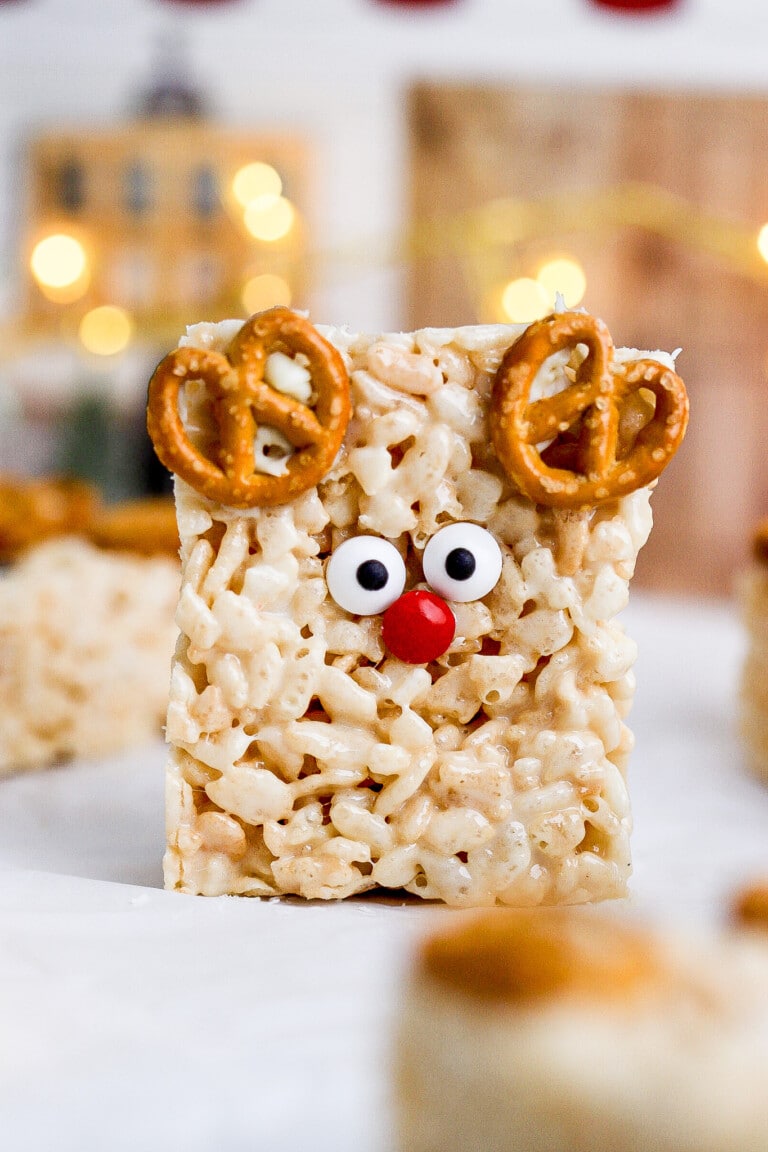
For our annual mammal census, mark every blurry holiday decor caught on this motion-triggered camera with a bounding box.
[406,81,768,597]
[374,0,460,7]
[18,53,309,358]
[4,47,309,494]
[159,0,243,6]
[589,0,680,9]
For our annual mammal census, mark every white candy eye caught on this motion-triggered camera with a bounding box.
[326,536,406,616]
[423,523,502,603]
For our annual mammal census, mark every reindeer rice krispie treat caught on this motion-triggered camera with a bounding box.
[147,306,688,903]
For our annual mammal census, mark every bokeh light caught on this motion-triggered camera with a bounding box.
[232,162,283,208]
[536,257,587,308]
[757,224,768,264]
[244,195,296,242]
[79,305,132,356]
[500,277,551,323]
[31,233,88,291]
[241,273,292,314]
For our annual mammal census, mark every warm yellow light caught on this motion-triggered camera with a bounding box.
[31,234,88,290]
[232,162,282,208]
[758,224,768,264]
[242,273,292,314]
[536,257,587,308]
[500,277,551,323]
[244,195,296,242]
[79,306,132,356]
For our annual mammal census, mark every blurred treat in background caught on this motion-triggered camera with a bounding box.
[738,520,768,784]
[732,880,768,930]
[0,473,98,562]
[0,474,178,562]
[0,537,179,776]
[396,906,768,1152]
[0,475,180,776]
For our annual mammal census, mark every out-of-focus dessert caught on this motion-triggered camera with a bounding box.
[147,305,688,902]
[0,476,179,776]
[396,907,768,1152]
[739,521,768,782]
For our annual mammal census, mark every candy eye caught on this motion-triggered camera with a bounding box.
[326,536,406,616]
[422,523,503,603]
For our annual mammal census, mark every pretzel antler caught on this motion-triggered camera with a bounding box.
[146,307,351,508]
[490,311,689,509]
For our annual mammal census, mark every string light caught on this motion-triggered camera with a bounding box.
[79,305,132,355]
[500,277,551,323]
[15,184,768,351]
[241,273,292,314]
[244,195,296,242]
[31,234,88,296]
[757,224,768,265]
[232,162,282,208]
[536,257,587,308]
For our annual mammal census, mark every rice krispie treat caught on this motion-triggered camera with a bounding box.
[396,908,768,1152]
[0,538,179,776]
[739,522,768,782]
[147,306,688,902]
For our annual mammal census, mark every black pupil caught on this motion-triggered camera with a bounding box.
[356,559,389,591]
[445,547,476,581]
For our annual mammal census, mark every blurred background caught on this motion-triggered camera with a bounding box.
[1,0,766,594]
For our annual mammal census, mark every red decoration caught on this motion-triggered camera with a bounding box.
[159,1,242,6]
[374,0,460,7]
[382,590,455,665]
[589,0,680,10]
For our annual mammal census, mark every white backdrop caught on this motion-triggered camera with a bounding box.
[1,0,767,331]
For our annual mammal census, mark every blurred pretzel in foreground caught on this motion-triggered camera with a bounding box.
[491,311,689,510]
[146,306,351,509]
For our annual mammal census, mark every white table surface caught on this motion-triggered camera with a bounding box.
[2,594,768,1152]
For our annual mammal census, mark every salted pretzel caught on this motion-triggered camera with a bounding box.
[490,311,689,510]
[146,307,351,509]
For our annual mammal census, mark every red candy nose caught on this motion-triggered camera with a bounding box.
[382,589,455,664]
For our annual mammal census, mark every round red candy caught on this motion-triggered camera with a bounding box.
[382,590,455,664]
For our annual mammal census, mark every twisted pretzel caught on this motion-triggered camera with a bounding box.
[146,307,351,508]
[490,312,689,509]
